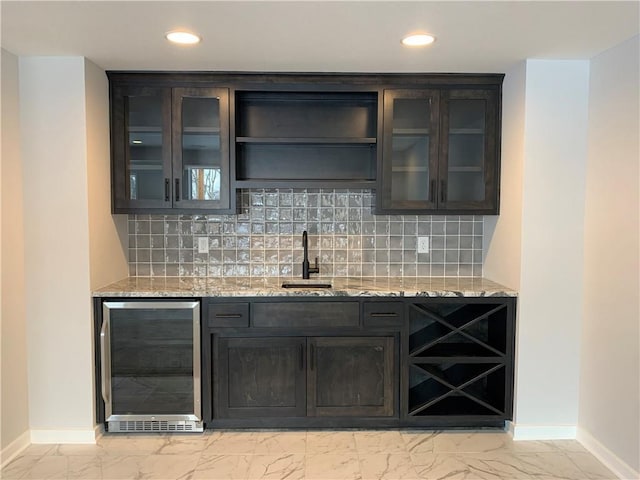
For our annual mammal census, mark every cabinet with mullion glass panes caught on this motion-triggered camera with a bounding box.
[110,76,232,213]
[378,79,502,214]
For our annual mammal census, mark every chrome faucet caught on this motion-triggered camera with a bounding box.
[302,231,319,279]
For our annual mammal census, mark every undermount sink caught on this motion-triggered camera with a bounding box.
[281,280,332,289]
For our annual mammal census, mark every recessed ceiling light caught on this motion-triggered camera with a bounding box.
[165,31,201,45]
[132,140,142,144]
[401,33,436,47]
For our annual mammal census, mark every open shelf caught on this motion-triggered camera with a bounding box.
[408,362,506,417]
[393,128,430,135]
[410,395,499,417]
[236,137,376,144]
[408,302,508,357]
[449,128,484,135]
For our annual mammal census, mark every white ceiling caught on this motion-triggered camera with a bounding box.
[1,1,638,73]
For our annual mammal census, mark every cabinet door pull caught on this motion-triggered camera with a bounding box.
[99,317,110,403]
[164,179,170,202]
[441,180,446,203]
[370,313,398,317]
[430,180,436,203]
[214,313,242,319]
[175,179,180,202]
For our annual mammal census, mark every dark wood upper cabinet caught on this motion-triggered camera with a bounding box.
[110,78,232,213]
[109,73,503,215]
[377,85,501,214]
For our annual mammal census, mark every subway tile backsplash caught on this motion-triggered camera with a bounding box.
[128,189,483,277]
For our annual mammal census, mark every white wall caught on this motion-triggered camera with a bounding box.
[579,35,639,477]
[1,49,30,460]
[20,57,95,441]
[484,61,526,289]
[486,60,590,438]
[84,59,128,293]
[18,56,128,442]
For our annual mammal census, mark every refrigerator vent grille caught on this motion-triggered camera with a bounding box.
[109,420,203,433]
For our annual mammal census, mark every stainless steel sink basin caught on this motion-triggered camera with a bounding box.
[281,281,332,289]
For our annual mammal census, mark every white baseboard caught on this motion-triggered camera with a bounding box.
[1,430,30,468]
[506,421,577,440]
[30,429,97,444]
[577,427,639,480]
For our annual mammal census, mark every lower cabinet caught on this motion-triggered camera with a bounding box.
[202,296,516,428]
[216,336,395,419]
[217,337,306,418]
[406,299,515,426]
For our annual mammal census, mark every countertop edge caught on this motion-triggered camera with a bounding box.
[92,277,518,298]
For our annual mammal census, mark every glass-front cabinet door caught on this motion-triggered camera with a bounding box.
[439,89,498,212]
[111,84,230,213]
[379,90,440,212]
[172,87,230,210]
[112,86,172,211]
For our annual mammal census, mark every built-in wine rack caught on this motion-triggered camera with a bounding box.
[406,299,515,423]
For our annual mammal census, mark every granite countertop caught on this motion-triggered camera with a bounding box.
[92,276,517,298]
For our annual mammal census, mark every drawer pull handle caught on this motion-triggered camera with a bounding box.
[370,313,398,317]
[215,313,243,319]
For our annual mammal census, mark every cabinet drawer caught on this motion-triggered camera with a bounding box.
[208,303,249,327]
[252,302,359,328]
[363,302,404,327]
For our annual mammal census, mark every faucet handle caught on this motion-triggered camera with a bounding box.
[310,257,320,274]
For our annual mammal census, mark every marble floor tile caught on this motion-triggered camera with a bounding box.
[17,455,68,480]
[462,452,588,480]
[359,453,421,480]
[66,455,102,479]
[205,431,259,455]
[19,444,56,457]
[98,433,174,455]
[401,431,438,455]
[565,452,617,479]
[431,431,512,453]
[138,453,200,479]
[100,454,146,479]
[193,454,252,479]
[253,432,308,455]
[2,455,45,480]
[247,454,305,480]
[48,443,108,456]
[0,430,620,480]
[306,431,358,455]
[155,433,209,455]
[305,454,362,480]
[411,453,506,480]
[355,430,408,454]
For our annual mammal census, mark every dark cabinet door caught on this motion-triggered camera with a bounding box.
[111,81,232,213]
[217,337,306,418]
[172,87,231,210]
[378,86,500,214]
[307,337,395,417]
[111,86,172,211]
[378,89,440,212]
[439,89,498,212]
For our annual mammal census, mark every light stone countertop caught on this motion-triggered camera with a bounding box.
[92,276,517,298]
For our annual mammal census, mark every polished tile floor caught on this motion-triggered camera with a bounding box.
[2,430,617,480]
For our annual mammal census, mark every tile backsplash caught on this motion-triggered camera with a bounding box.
[128,189,483,278]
